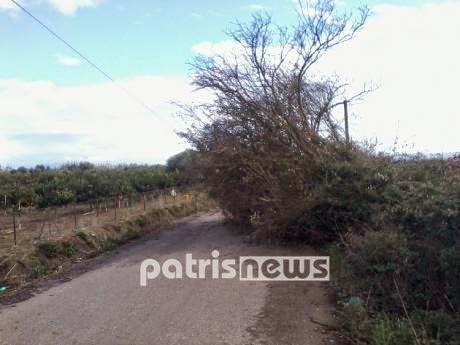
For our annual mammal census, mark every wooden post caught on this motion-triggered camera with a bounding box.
[143,193,146,211]
[344,99,350,144]
[114,199,117,222]
[73,204,77,230]
[49,213,53,236]
[54,207,57,225]
[192,193,198,212]
[12,208,17,245]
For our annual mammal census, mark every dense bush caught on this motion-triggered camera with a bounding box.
[343,309,460,345]
[182,0,370,242]
[180,1,459,343]
[166,149,204,186]
[331,156,460,344]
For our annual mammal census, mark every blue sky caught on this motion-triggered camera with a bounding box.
[1,0,444,84]
[1,0,459,167]
[2,0,294,84]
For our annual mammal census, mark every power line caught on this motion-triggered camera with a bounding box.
[9,0,158,117]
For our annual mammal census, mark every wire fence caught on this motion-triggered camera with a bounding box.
[0,188,192,253]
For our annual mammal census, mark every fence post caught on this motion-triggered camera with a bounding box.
[114,199,117,222]
[12,207,17,246]
[73,203,78,231]
[193,193,198,212]
[143,193,146,211]
[54,207,58,229]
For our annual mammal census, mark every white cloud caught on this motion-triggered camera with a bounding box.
[191,2,460,154]
[47,0,103,15]
[191,40,241,57]
[191,40,282,61]
[0,0,21,17]
[56,54,81,67]
[0,0,104,15]
[0,136,24,163]
[0,0,15,11]
[0,76,208,166]
[314,1,460,153]
[249,4,265,11]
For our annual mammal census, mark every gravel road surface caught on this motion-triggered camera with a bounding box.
[0,211,333,345]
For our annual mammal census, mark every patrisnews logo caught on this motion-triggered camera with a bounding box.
[140,251,329,285]
[239,256,329,281]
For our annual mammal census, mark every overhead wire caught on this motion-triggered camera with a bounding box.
[9,0,159,117]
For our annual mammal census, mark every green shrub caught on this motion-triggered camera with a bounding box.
[122,229,140,241]
[100,238,120,251]
[76,231,96,248]
[412,311,460,345]
[345,231,412,312]
[134,216,148,227]
[369,316,415,345]
[342,310,459,345]
[30,263,49,278]
[372,316,396,345]
[384,180,460,245]
[38,242,59,259]
[440,246,460,310]
[76,231,88,242]
[60,241,77,258]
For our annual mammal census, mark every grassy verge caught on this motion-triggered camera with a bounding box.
[0,192,214,294]
[324,157,460,345]
[328,240,459,345]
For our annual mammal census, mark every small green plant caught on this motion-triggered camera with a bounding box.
[123,229,140,241]
[38,242,59,258]
[101,238,120,251]
[76,231,88,242]
[412,311,460,345]
[76,231,96,248]
[60,241,77,258]
[30,263,49,278]
[134,216,148,227]
[372,317,393,345]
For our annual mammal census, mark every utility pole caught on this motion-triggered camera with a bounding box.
[343,99,350,144]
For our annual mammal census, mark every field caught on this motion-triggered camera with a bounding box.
[0,190,182,253]
[0,189,206,288]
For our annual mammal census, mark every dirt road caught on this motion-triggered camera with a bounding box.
[0,211,333,345]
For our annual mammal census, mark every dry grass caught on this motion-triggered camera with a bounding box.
[0,191,213,290]
[0,193,185,254]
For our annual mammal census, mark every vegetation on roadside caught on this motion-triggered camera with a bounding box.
[329,155,460,345]
[0,162,178,209]
[180,1,459,343]
[0,192,213,290]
